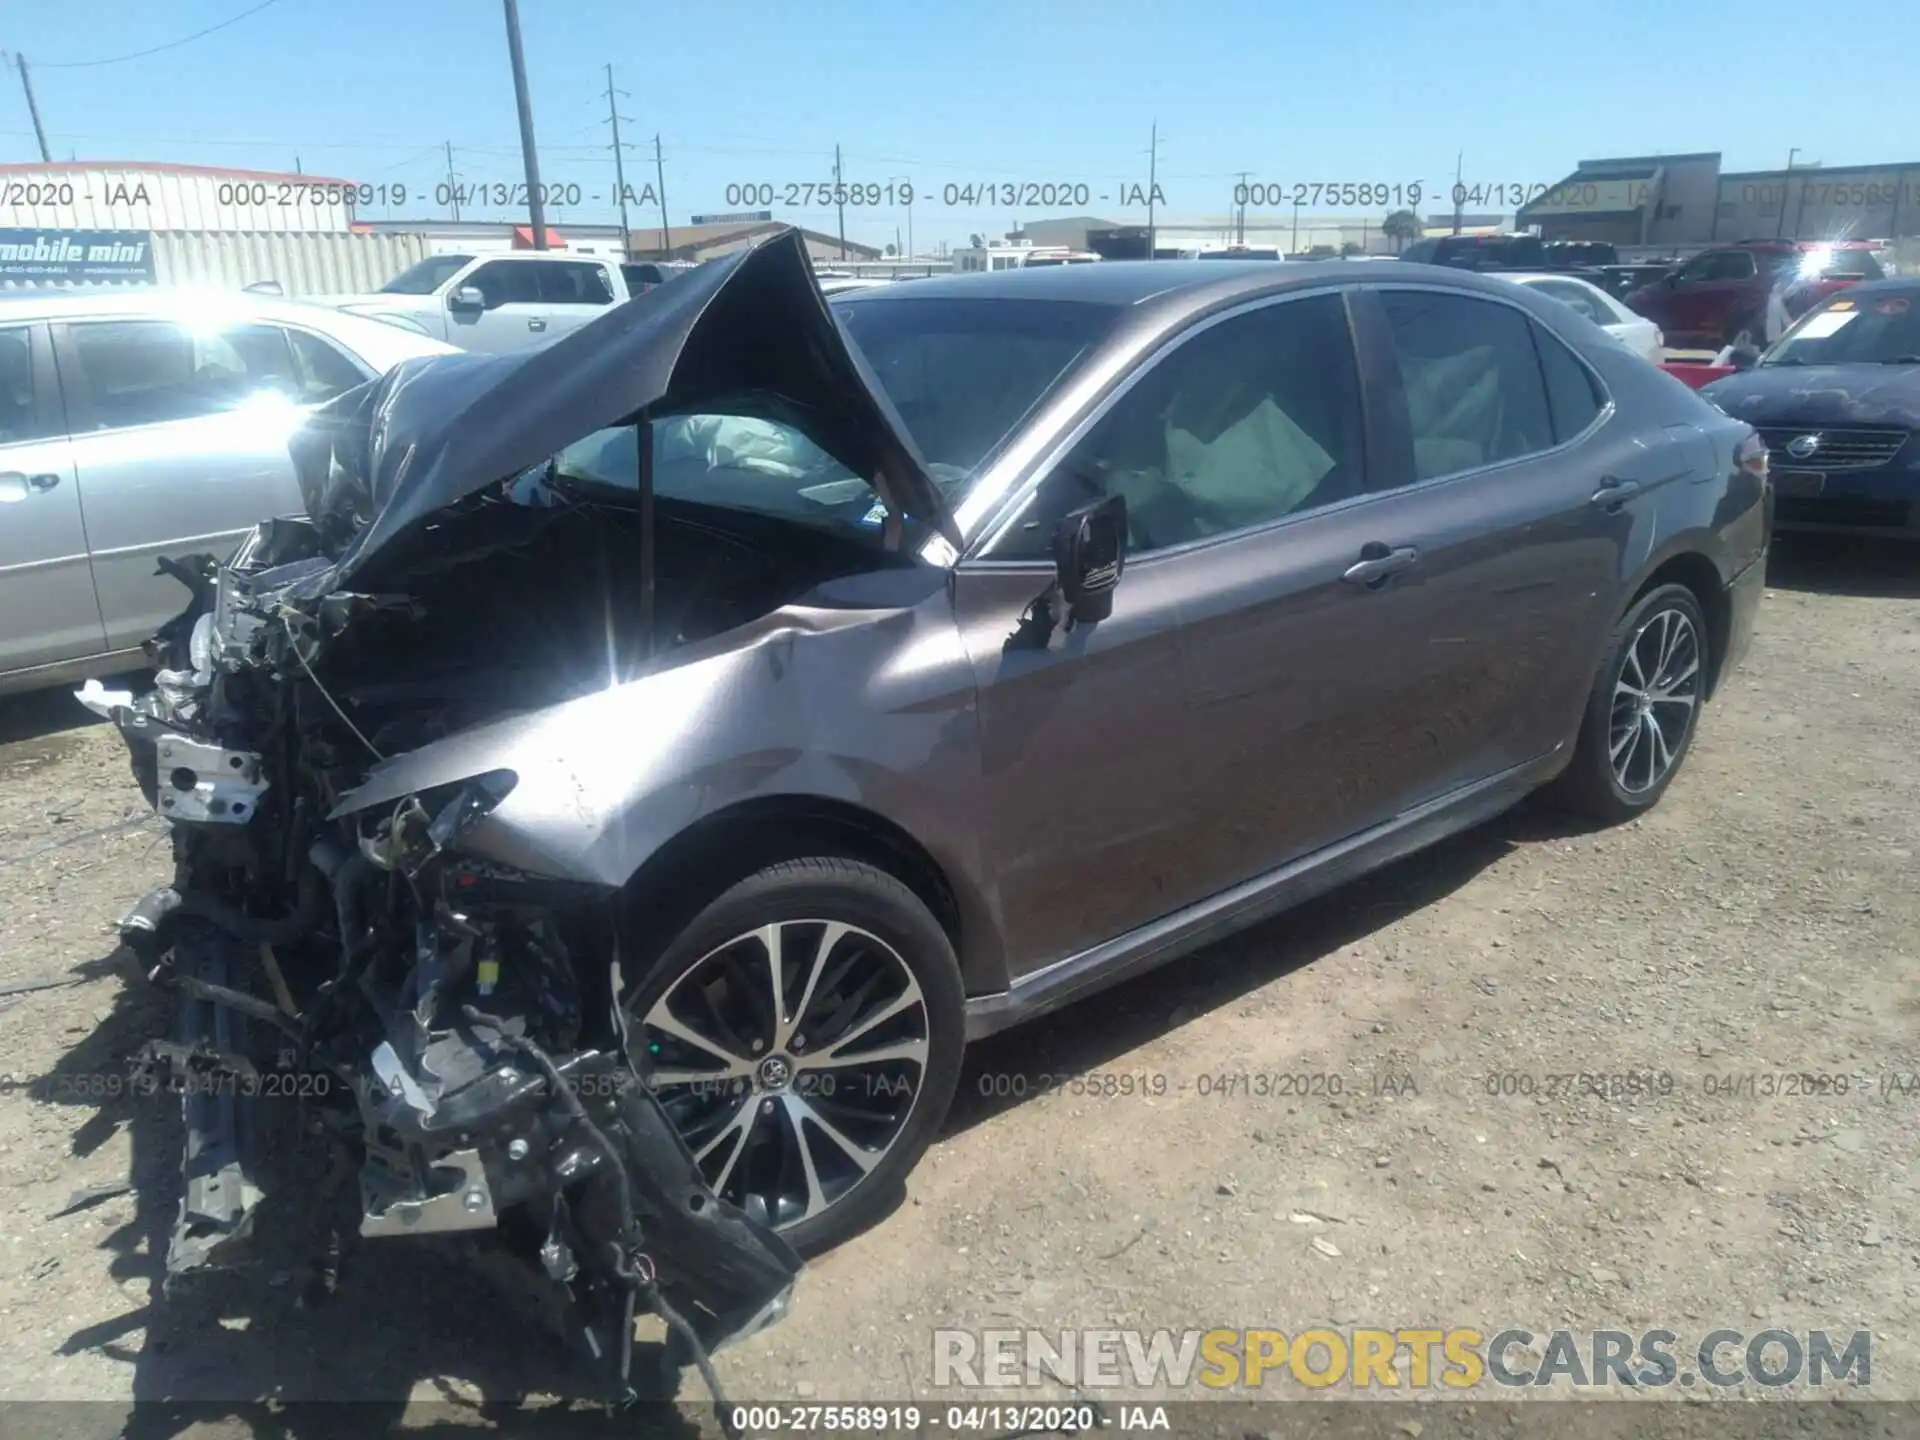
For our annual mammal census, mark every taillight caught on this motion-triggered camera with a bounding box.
[1735,429,1769,482]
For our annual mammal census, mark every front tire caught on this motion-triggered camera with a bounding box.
[622,857,965,1256]
[1552,583,1710,824]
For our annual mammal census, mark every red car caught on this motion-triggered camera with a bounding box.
[1624,239,1884,349]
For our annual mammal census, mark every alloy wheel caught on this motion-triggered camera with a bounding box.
[636,919,930,1231]
[1608,606,1701,794]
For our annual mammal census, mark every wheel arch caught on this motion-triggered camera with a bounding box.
[1625,547,1730,699]
[614,793,1008,998]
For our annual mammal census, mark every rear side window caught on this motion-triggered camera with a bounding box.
[1379,291,1555,480]
[1531,322,1604,443]
[65,320,302,430]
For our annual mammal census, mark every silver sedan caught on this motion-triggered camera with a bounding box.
[0,290,455,695]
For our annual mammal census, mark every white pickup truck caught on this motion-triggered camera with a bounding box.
[315,253,687,352]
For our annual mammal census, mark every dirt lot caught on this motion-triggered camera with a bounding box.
[0,535,1914,1432]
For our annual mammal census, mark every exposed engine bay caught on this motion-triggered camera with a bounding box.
[84,230,959,1410]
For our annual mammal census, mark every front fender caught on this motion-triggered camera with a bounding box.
[329,581,995,959]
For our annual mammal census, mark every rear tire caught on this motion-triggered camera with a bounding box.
[621,857,964,1257]
[1550,583,1710,824]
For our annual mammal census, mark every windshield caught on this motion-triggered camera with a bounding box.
[834,295,1120,481]
[1792,247,1884,281]
[378,254,475,294]
[1762,291,1920,365]
[538,296,1119,539]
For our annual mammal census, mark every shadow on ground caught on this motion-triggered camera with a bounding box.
[1766,533,1920,599]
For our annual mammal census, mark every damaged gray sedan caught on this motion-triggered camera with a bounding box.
[92,227,1766,1394]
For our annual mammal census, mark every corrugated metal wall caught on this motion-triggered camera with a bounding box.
[0,166,356,233]
[0,230,427,295]
[153,230,426,295]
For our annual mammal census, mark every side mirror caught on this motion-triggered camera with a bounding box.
[448,284,486,313]
[1050,495,1127,627]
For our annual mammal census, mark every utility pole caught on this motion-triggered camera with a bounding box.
[294,156,302,175]
[1776,148,1801,239]
[1233,171,1250,246]
[444,142,461,221]
[653,135,669,254]
[1146,121,1160,260]
[1291,198,1300,253]
[834,143,847,259]
[8,54,51,162]
[604,64,631,256]
[500,0,547,248]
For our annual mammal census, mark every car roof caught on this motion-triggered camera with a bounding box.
[1496,271,1598,284]
[828,258,1532,311]
[0,286,389,324]
[1807,276,1920,297]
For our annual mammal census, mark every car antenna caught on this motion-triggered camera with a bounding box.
[637,412,656,663]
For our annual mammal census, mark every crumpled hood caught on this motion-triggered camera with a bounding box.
[288,227,957,591]
[1701,363,1920,428]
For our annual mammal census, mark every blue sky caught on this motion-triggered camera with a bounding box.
[5,0,1918,251]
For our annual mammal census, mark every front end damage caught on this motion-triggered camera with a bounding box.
[87,229,954,1403]
[110,525,801,1403]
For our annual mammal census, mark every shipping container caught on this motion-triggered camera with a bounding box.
[0,162,361,234]
[1,229,427,296]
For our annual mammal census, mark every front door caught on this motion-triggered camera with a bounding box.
[455,259,557,352]
[960,290,1400,972]
[0,323,103,674]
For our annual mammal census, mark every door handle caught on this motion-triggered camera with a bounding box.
[1590,476,1642,510]
[0,471,59,502]
[527,318,547,331]
[1341,544,1420,588]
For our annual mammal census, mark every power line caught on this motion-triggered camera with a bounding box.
[34,0,287,69]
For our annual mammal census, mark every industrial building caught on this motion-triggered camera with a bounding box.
[992,211,1506,261]
[1520,152,1920,248]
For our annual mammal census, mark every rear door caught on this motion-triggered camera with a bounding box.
[51,317,311,650]
[0,321,104,673]
[1346,284,1651,786]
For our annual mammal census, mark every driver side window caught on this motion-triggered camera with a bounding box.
[465,261,540,308]
[990,294,1368,558]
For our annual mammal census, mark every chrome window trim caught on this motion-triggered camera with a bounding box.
[953,284,1356,562]
[941,279,1617,568]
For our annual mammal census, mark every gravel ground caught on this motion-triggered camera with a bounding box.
[0,534,1914,1432]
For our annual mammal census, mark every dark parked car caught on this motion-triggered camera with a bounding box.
[1625,240,1884,349]
[1401,234,1614,280]
[1701,279,1920,536]
[99,231,1768,1391]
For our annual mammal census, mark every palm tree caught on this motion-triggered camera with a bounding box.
[1382,209,1422,254]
